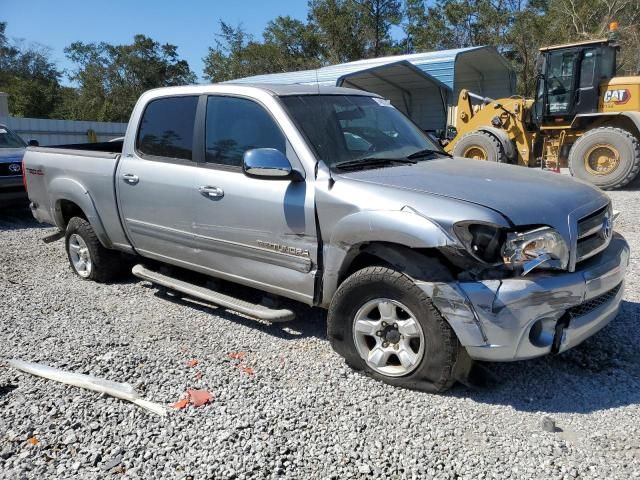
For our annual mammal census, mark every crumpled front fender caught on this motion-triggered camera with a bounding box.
[321,208,457,306]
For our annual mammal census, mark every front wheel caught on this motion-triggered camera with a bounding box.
[452,131,508,163]
[327,266,461,392]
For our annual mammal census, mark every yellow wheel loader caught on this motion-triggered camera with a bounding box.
[445,27,640,190]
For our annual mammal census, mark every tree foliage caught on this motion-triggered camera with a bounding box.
[203,19,323,83]
[65,35,196,122]
[0,22,62,117]
[401,0,640,95]
[3,0,640,121]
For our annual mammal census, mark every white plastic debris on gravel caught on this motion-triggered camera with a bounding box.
[1,190,640,479]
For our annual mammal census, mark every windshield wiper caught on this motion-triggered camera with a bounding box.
[333,157,417,171]
[407,148,451,159]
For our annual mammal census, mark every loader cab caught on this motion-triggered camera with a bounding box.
[533,40,617,125]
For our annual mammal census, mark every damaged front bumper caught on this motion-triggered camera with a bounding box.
[418,233,629,362]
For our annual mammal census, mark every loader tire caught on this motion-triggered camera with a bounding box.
[452,131,508,163]
[569,127,640,190]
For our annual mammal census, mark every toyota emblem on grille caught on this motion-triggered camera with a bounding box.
[8,163,21,173]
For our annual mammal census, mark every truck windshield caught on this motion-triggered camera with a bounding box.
[0,127,27,148]
[280,95,443,168]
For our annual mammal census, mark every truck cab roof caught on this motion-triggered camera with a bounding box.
[140,83,379,100]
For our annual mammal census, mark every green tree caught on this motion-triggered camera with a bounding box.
[65,35,196,122]
[502,0,552,96]
[355,0,402,56]
[308,0,369,62]
[263,16,323,69]
[403,0,451,50]
[203,22,276,82]
[546,0,640,75]
[203,18,324,83]
[0,22,62,118]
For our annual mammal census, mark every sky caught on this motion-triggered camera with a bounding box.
[0,0,313,82]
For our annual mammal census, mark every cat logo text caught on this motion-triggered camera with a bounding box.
[603,89,631,105]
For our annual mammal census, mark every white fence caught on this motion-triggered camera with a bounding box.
[0,116,127,146]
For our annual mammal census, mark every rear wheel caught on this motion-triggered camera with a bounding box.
[569,127,640,190]
[65,217,123,282]
[452,131,508,163]
[327,266,461,392]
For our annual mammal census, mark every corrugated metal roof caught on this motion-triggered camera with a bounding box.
[229,45,509,91]
[3,116,127,146]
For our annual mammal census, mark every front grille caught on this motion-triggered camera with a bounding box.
[567,283,621,319]
[576,205,612,263]
[0,162,22,177]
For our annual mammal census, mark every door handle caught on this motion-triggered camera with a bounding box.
[199,186,224,199]
[122,173,139,185]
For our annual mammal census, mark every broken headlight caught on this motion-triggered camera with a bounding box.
[454,222,506,264]
[502,227,569,274]
[455,223,569,274]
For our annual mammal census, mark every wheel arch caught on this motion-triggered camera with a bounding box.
[50,177,112,248]
[337,243,453,286]
[572,112,640,138]
[320,209,458,307]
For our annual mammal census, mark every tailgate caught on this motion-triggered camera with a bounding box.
[23,149,50,222]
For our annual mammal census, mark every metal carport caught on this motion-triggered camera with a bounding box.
[229,46,514,133]
[336,61,450,134]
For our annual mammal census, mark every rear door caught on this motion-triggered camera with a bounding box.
[116,95,200,264]
[192,95,318,303]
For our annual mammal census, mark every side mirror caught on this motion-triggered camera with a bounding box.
[243,148,301,180]
[28,139,39,147]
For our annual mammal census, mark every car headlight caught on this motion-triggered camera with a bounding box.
[453,222,506,264]
[454,223,569,274]
[502,227,569,273]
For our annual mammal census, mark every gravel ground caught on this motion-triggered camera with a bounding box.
[1,191,639,480]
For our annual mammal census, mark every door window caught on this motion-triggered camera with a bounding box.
[546,51,578,115]
[579,50,596,88]
[205,96,286,167]
[136,96,199,161]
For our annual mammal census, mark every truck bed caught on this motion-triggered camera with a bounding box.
[43,140,124,154]
[23,143,131,251]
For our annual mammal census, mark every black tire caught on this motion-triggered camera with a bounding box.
[568,127,640,190]
[452,131,508,163]
[327,265,461,393]
[64,216,122,282]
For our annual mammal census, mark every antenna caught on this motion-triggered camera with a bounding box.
[315,68,320,94]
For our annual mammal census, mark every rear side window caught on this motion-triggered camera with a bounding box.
[205,96,285,167]
[136,96,199,161]
[579,50,596,87]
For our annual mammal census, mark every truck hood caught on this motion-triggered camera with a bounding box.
[336,157,609,226]
[0,148,25,163]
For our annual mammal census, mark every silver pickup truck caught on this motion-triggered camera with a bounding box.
[24,84,629,392]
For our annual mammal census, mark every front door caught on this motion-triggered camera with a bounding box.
[544,49,579,120]
[192,95,318,303]
[116,95,200,264]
